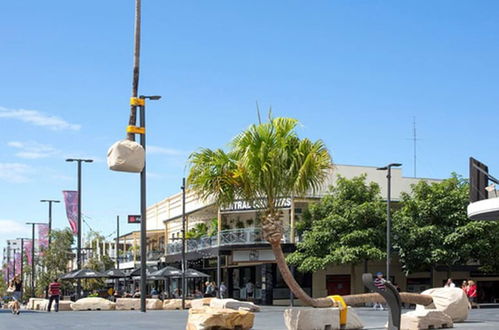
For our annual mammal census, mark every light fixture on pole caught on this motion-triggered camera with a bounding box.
[40,199,60,247]
[136,94,161,312]
[376,163,402,282]
[66,158,93,299]
[26,222,48,298]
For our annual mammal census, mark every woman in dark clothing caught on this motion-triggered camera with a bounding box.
[9,275,22,315]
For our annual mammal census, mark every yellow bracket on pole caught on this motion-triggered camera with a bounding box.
[328,295,348,327]
[130,97,145,106]
[127,125,145,134]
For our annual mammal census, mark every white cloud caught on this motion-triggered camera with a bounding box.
[0,163,33,183]
[0,106,81,131]
[148,145,185,156]
[8,141,60,159]
[0,220,28,235]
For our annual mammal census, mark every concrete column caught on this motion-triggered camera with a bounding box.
[290,198,295,243]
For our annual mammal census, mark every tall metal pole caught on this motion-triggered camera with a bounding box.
[386,167,392,281]
[41,200,60,247]
[181,178,186,309]
[139,101,147,312]
[20,239,24,300]
[12,248,17,277]
[6,243,10,283]
[31,224,35,298]
[116,215,120,269]
[377,163,401,283]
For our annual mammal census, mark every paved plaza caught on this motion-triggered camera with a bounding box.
[1,307,498,330]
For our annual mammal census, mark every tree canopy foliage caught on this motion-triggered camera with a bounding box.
[287,175,386,272]
[393,174,499,274]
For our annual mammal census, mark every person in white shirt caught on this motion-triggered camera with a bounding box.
[444,278,456,288]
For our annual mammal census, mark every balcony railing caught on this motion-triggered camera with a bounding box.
[166,227,292,255]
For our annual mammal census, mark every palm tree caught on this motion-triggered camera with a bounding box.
[188,117,434,308]
[189,117,334,307]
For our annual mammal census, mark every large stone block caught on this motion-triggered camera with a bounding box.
[57,300,73,311]
[186,307,255,330]
[163,298,184,310]
[70,297,116,311]
[415,288,469,322]
[284,307,363,330]
[209,299,261,312]
[401,310,453,330]
[191,298,214,309]
[116,298,141,310]
[27,298,47,310]
[147,298,163,310]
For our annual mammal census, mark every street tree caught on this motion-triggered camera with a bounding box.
[287,175,386,292]
[188,117,334,307]
[393,174,499,276]
[37,228,74,296]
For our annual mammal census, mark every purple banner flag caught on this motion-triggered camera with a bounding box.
[25,239,33,265]
[14,252,21,276]
[38,223,49,250]
[63,190,78,235]
[8,259,14,279]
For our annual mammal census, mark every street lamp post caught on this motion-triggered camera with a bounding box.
[17,237,30,300]
[181,177,186,310]
[66,158,93,299]
[40,199,60,247]
[135,95,161,312]
[377,163,402,282]
[26,222,47,298]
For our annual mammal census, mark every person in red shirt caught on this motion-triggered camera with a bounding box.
[47,278,61,312]
[467,280,478,305]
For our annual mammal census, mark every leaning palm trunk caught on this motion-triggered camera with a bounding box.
[264,215,433,308]
[127,0,141,142]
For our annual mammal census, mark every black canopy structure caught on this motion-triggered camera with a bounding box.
[59,269,78,280]
[104,268,128,279]
[129,266,157,279]
[60,268,109,280]
[150,266,182,278]
[170,268,210,279]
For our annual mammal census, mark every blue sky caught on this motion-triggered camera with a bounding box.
[1,1,499,252]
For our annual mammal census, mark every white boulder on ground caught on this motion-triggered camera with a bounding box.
[284,307,364,330]
[70,297,116,311]
[415,287,469,322]
[209,298,261,312]
[186,306,255,330]
[401,310,454,330]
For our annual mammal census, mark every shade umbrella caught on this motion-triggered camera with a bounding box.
[60,269,79,280]
[150,266,182,278]
[104,269,128,279]
[170,268,210,279]
[61,268,109,280]
[129,266,157,279]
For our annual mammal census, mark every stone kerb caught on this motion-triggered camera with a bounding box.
[186,306,255,330]
[284,307,364,330]
[401,310,454,330]
[71,297,116,311]
[415,288,469,322]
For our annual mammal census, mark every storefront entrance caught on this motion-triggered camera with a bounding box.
[326,275,351,296]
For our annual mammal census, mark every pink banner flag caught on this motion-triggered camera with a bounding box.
[38,224,49,250]
[25,239,33,265]
[63,190,78,235]
[14,252,21,276]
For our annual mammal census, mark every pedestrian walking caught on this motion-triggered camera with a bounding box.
[8,275,22,315]
[47,278,61,312]
[444,278,456,288]
[461,280,468,293]
[245,280,254,301]
[219,281,228,299]
[373,272,386,311]
[467,280,478,305]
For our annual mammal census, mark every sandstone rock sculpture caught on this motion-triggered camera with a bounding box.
[415,288,469,322]
[401,309,453,330]
[70,297,116,311]
[284,307,363,330]
[186,307,255,330]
